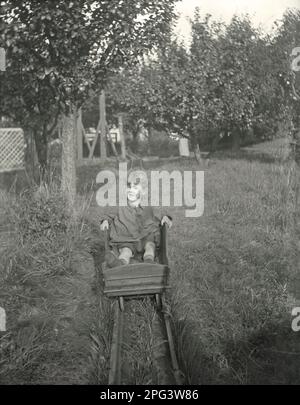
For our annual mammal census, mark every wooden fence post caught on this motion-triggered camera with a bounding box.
[77,108,83,162]
[100,90,107,159]
[118,113,126,160]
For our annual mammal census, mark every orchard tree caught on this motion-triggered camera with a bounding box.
[106,38,208,159]
[214,15,258,149]
[247,34,284,140]
[0,0,177,202]
[100,9,293,159]
[272,9,300,133]
[105,53,172,138]
[188,11,224,151]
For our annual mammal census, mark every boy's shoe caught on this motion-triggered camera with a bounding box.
[143,255,155,263]
[106,251,127,268]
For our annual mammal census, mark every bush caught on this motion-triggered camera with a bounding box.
[148,130,179,158]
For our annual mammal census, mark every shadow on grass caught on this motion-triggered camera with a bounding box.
[173,316,300,385]
[222,321,300,385]
[0,169,31,193]
[207,149,285,165]
[172,318,225,385]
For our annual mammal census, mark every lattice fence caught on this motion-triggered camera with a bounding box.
[0,128,25,172]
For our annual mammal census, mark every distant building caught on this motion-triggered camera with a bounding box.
[85,127,97,143]
[179,138,190,157]
[109,125,121,143]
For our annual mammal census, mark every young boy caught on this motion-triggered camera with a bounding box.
[100,179,172,268]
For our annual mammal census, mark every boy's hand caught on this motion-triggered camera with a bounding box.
[161,216,172,228]
[100,220,109,231]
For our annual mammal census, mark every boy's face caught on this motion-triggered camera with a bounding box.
[127,181,142,202]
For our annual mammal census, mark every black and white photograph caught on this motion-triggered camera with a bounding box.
[0,0,300,389]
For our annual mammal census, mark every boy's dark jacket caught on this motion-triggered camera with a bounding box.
[103,206,160,243]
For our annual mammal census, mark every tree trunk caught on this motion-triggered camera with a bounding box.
[232,129,240,151]
[61,108,77,208]
[189,133,201,163]
[210,131,223,153]
[77,108,84,162]
[24,130,38,185]
[33,128,48,183]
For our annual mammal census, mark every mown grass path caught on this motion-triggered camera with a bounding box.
[86,139,300,384]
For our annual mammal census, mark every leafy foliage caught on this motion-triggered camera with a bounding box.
[105,9,298,152]
[0,0,177,167]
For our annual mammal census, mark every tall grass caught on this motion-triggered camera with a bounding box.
[0,182,98,384]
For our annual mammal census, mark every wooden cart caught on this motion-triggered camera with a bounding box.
[102,224,170,311]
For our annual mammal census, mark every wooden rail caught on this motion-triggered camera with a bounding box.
[108,303,124,385]
[107,295,182,385]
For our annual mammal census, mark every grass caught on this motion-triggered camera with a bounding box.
[0,183,99,384]
[163,140,300,384]
[0,136,299,384]
[121,299,158,385]
[86,137,300,385]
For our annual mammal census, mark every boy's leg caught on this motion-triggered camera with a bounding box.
[106,245,133,268]
[118,247,133,265]
[105,249,121,268]
[143,241,155,263]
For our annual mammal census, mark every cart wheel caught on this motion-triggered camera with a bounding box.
[155,294,162,310]
[119,297,125,312]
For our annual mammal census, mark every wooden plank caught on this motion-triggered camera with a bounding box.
[109,304,124,384]
[104,275,169,291]
[81,122,92,152]
[160,224,169,265]
[104,272,168,283]
[77,108,83,160]
[103,270,169,281]
[103,263,168,278]
[104,275,169,284]
[77,111,93,154]
[104,286,170,297]
[99,90,107,159]
[107,126,119,158]
[103,264,170,301]
[118,114,126,159]
[88,120,100,159]
[105,279,168,290]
